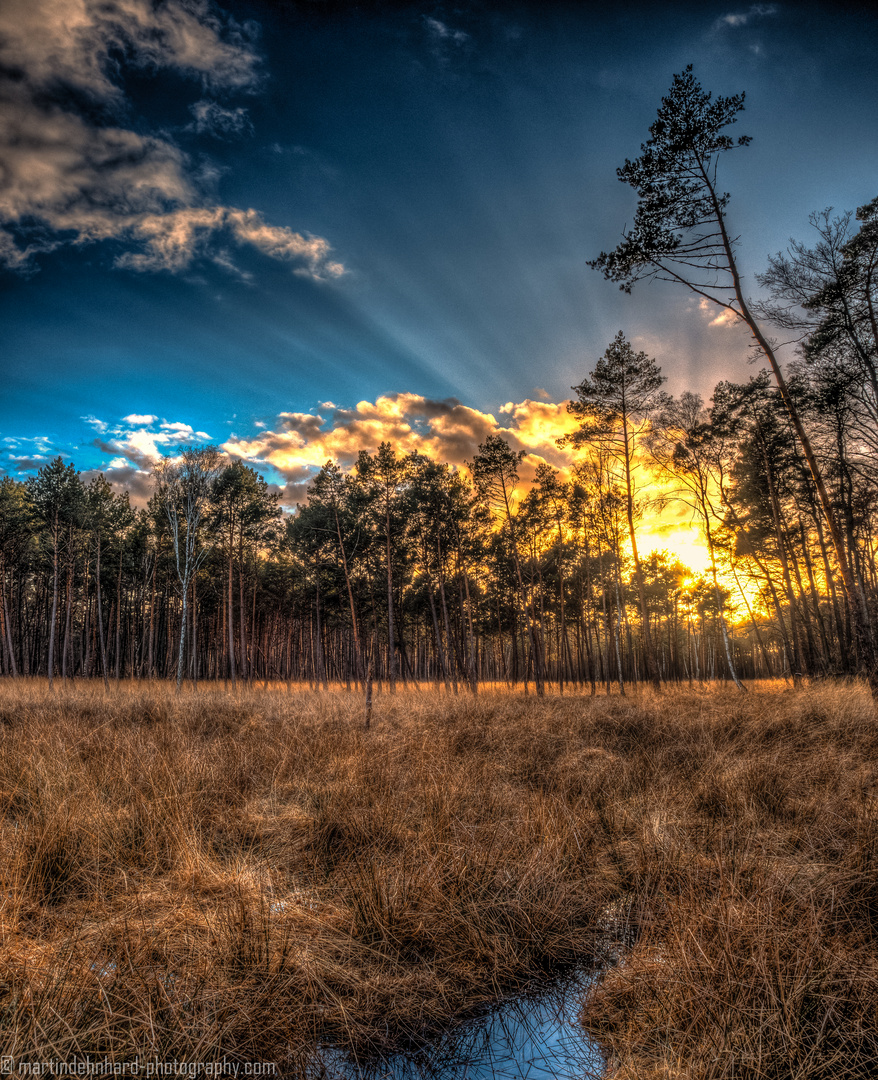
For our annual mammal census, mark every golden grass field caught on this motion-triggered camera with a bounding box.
[0,679,875,1078]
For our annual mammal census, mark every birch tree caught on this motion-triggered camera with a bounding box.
[152,446,222,691]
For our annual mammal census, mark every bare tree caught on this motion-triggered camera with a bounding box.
[153,446,223,691]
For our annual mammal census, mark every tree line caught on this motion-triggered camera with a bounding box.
[0,331,874,695]
[1,67,874,694]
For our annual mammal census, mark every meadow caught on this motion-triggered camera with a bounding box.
[0,679,875,1079]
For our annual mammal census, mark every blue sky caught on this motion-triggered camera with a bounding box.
[1,0,876,505]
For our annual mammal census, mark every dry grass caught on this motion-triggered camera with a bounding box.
[0,680,874,1078]
[580,681,878,1079]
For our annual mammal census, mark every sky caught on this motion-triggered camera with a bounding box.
[1,0,877,558]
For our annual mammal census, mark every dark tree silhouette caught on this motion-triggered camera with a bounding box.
[563,332,667,691]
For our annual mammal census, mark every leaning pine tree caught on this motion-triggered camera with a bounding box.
[590,65,876,689]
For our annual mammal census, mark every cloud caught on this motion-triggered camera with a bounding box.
[0,431,61,476]
[423,14,470,66]
[78,412,221,501]
[1,435,57,461]
[424,17,469,45]
[715,4,778,30]
[0,0,344,280]
[0,0,259,103]
[7,456,51,472]
[222,392,581,505]
[699,299,740,328]
[188,100,253,138]
[0,96,194,249]
[77,396,705,565]
[215,393,710,565]
[90,415,215,470]
[160,421,211,438]
[80,464,153,502]
[5,399,710,565]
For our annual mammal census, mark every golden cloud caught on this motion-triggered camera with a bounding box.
[223,393,581,487]
[83,393,712,573]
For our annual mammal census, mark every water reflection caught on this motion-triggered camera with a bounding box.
[324,972,605,1080]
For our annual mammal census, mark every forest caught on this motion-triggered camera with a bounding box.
[2,292,876,696]
[5,71,877,698]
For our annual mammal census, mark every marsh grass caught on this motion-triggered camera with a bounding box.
[0,680,874,1078]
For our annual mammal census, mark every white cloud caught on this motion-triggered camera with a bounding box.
[2,434,56,454]
[90,415,215,469]
[159,421,211,439]
[699,299,740,328]
[424,16,469,45]
[715,4,778,30]
[0,0,345,280]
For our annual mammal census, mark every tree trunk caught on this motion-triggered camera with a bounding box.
[621,409,661,691]
[47,515,59,690]
[385,506,397,691]
[95,536,110,691]
[228,526,236,689]
[426,573,451,692]
[115,543,123,682]
[333,505,363,689]
[315,570,327,690]
[176,588,187,692]
[0,561,18,677]
[238,533,248,682]
[500,487,544,696]
[61,551,72,686]
[455,536,478,694]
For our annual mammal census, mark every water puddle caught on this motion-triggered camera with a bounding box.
[321,970,606,1080]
